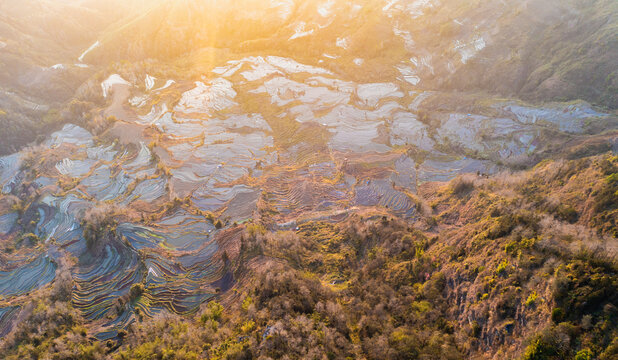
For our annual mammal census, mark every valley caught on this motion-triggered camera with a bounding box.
[0,0,616,359]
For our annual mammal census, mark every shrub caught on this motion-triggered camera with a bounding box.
[574,348,593,360]
[200,301,224,323]
[522,327,570,360]
[471,321,482,338]
[598,157,618,176]
[525,292,538,307]
[82,206,117,251]
[389,328,420,359]
[129,283,144,302]
[17,233,40,246]
[241,296,253,312]
[551,308,564,323]
[240,320,255,333]
[496,289,519,319]
[246,223,266,238]
[553,260,618,317]
[488,216,516,239]
[450,175,475,196]
[496,259,510,275]
[594,173,618,213]
[556,205,578,223]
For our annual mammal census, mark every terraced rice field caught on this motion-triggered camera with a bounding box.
[0,306,19,337]
[0,53,612,339]
[0,254,56,297]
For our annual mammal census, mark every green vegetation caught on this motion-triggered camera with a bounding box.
[82,207,119,251]
[1,298,105,360]
[524,292,538,307]
[0,1,616,359]
[129,283,145,302]
[592,161,618,236]
[3,155,616,359]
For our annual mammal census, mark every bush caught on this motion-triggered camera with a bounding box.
[82,206,117,251]
[389,328,420,359]
[594,173,618,213]
[17,233,40,246]
[556,205,578,224]
[553,260,618,318]
[450,175,475,196]
[129,283,144,302]
[496,259,510,275]
[525,292,538,307]
[574,348,593,360]
[488,216,517,239]
[522,328,568,360]
[551,308,564,323]
[200,301,223,323]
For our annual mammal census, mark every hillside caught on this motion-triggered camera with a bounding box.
[85,0,618,108]
[1,0,616,156]
[0,0,616,359]
[0,0,155,155]
[1,153,617,359]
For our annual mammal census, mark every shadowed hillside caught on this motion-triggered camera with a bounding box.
[0,0,158,154]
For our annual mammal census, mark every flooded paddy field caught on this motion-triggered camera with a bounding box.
[0,53,614,339]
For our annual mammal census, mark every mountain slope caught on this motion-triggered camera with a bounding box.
[1,153,617,359]
[84,0,618,108]
[0,1,616,359]
[0,0,149,155]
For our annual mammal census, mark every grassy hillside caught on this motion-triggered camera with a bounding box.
[441,0,618,109]
[0,0,161,155]
[2,154,616,359]
[86,0,618,109]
